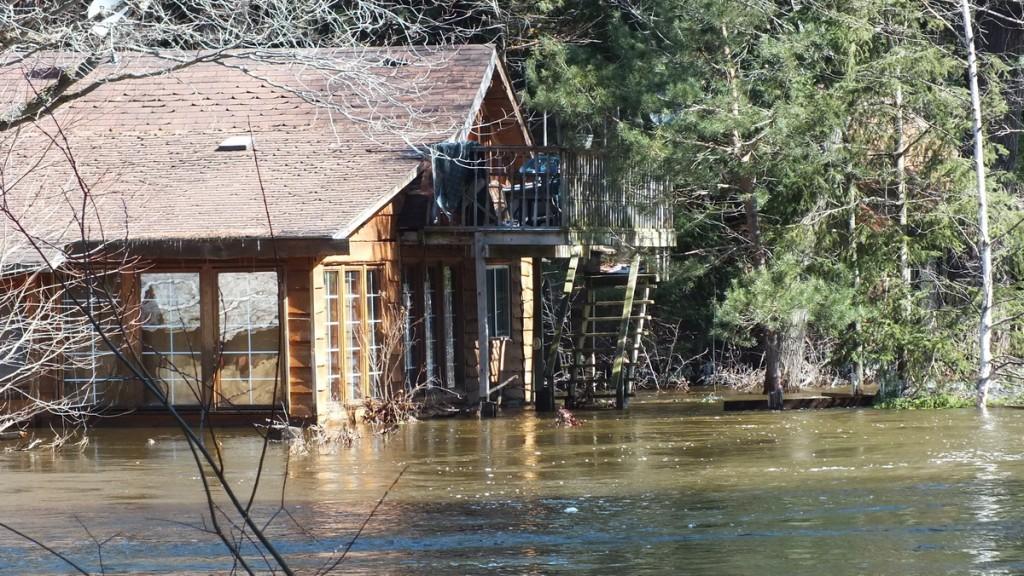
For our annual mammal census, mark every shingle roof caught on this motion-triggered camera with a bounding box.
[0,46,497,264]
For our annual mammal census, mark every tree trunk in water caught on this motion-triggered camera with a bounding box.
[848,178,864,392]
[779,308,808,389]
[764,329,783,402]
[745,191,779,396]
[961,0,995,408]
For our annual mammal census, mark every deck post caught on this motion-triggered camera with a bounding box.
[533,257,554,411]
[612,253,641,409]
[474,233,494,416]
[545,254,580,408]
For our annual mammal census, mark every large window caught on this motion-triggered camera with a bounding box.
[325,266,382,402]
[486,266,511,338]
[442,266,457,389]
[401,268,418,388]
[217,272,280,407]
[423,269,437,385]
[141,273,202,405]
[62,275,124,405]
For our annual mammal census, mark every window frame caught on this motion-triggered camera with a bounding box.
[486,265,512,339]
[214,270,283,409]
[441,265,458,390]
[324,265,384,403]
[401,265,419,389]
[60,273,126,406]
[137,266,284,410]
[139,271,204,407]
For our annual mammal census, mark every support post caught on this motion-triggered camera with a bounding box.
[533,257,554,411]
[612,253,641,409]
[545,254,580,407]
[474,233,494,416]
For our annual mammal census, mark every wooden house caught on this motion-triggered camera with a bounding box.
[0,45,674,424]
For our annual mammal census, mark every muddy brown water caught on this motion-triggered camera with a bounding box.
[2,395,1024,574]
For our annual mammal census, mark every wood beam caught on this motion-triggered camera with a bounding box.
[532,257,548,410]
[474,233,491,406]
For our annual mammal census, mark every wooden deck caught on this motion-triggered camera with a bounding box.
[406,145,676,250]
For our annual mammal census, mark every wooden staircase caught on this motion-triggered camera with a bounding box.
[547,253,656,410]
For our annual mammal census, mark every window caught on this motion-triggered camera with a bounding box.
[325,266,382,402]
[141,273,202,405]
[486,266,511,338]
[217,272,280,407]
[423,269,437,384]
[442,266,457,389]
[401,268,418,388]
[62,275,124,405]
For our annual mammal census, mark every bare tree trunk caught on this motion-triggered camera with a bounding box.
[961,0,995,407]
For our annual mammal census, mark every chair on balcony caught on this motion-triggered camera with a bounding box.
[503,154,561,227]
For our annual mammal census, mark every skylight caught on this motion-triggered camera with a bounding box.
[216,136,252,152]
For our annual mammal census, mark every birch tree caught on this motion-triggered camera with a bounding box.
[959,0,995,407]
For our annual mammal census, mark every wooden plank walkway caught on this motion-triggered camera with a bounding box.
[723,392,876,412]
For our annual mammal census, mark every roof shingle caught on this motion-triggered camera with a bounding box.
[0,45,496,263]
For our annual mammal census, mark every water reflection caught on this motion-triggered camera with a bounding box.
[6,400,1024,574]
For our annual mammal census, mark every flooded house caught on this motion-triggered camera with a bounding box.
[0,45,674,425]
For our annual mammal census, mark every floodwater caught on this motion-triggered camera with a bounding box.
[3,395,1024,575]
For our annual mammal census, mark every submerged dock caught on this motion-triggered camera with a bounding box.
[723,391,876,412]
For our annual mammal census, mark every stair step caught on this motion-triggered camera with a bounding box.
[585,274,658,287]
[591,300,655,306]
[576,346,637,353]
[585,315,651,322]
[576,332,648,345]
[571,376,636,383]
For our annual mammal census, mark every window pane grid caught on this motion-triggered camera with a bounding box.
[443,267,456,389]
[486,266,511,338]
[326,272,342,401]
[327,266,383,402]
[62,278,125,405]
[217,272,280,407]
[424,270,437,385]
[141,273,201,406]
[401,269,417,388]
[344,270,363,400]
[366,270,383,395]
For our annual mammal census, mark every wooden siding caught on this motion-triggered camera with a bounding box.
[460,257,529,406]
[314,201,402,421]
[521,257,535,403]
[285,260,315,418]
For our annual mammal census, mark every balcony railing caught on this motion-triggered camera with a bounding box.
[423,145,673,239]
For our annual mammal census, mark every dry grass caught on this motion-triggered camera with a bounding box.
[362,389,418,434]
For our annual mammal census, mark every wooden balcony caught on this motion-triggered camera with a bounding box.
[404,145,675,249]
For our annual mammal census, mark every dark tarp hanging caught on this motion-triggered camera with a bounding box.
[430,141,482,224]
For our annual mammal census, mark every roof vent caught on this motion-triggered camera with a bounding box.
[216,135,252,152]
